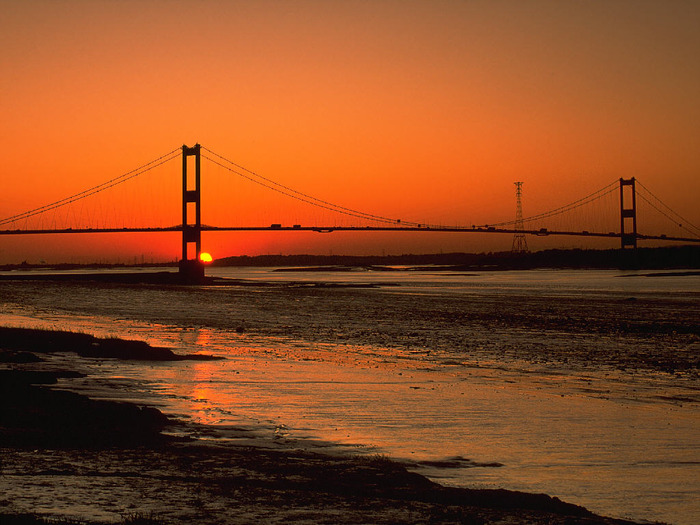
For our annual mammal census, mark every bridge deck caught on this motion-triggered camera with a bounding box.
[0,226,697,243]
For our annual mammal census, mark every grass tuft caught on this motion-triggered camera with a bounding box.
[0,513,167,525]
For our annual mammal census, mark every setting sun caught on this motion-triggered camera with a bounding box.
[199,252,213,263]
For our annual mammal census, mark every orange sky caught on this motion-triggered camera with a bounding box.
[1,0,699,263]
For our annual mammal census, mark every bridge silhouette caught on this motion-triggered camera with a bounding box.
[1,143,698,278]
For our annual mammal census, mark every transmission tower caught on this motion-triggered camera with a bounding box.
[512,181,529,253]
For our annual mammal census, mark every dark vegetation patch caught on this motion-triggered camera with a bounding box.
[0,513,163,525]
[214,245,700,270]
[0,350,44,363]
[0,326,219,361]
[0,369,170,448]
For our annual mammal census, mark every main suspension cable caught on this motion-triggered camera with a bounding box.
[201,154,414,225]
[0,148,181,227]
[202,147,422,226]
[636,180,700,236]
[482,180,619,228]
[636,191,700,239]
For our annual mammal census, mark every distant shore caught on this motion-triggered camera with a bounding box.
[1,245,698,272]
[0,326,647,525]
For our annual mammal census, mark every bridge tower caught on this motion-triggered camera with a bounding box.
[511,181,528,253]
[179,144,205,281]
[619,177,637,249]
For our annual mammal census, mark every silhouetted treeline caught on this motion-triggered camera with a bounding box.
[214,245,699,270]
[2,246,697,271]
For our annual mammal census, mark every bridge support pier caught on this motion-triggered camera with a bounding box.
[619,177,637,249]
[180,143,205,283]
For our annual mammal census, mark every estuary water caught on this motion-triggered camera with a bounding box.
[0,267,698,524]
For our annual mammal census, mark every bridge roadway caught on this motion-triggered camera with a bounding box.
[0,225,697,243]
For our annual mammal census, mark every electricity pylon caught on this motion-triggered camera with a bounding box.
[512,181,529,253]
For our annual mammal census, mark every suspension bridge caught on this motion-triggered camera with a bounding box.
[1,143,698,279]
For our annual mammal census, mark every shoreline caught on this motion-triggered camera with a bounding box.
[0,327,652,524]
[0,265,697,291]
[2,245,699,274]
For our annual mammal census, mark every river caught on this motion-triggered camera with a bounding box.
[0,267,698,524]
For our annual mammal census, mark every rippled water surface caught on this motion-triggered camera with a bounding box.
[1,267,698,524]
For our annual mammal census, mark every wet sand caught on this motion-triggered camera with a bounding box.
[0,327,647,524]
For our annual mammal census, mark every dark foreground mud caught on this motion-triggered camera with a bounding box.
[0,326,219,361]
[0,328,649,525]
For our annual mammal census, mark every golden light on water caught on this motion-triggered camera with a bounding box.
[200,252,213,263]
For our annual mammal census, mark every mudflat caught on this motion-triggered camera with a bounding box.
[0,327,645,525]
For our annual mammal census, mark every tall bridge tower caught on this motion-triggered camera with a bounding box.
[179,143,205,281]
[619,177,637,249]
[512,181,528,253]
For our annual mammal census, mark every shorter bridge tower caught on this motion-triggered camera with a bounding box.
[179,143,205,282]
[619,177,637,249]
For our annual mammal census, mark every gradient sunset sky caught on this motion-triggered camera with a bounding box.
[1,0,699,263]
